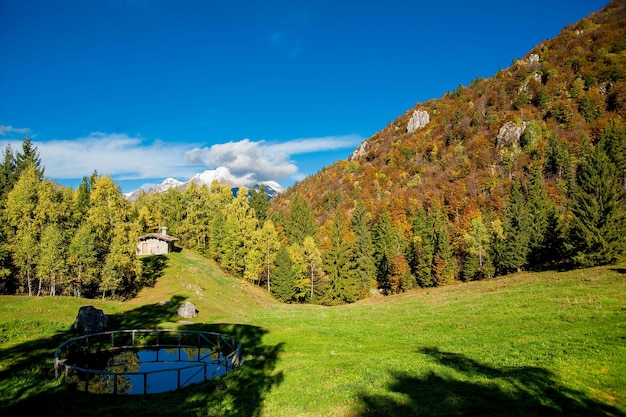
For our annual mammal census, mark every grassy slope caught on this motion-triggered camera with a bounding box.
[0,249,624,417]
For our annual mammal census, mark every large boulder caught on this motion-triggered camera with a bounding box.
[177,301,198,318]
[71,305,108,334]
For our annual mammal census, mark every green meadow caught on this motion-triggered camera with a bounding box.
[0,249,624,416]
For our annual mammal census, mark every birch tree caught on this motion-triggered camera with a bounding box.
[37,223,66,296]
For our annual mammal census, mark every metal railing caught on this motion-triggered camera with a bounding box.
[54,329,243,394]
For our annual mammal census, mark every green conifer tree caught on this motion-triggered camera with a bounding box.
[598,120,626,190]
[408,208,435,287]
[409,206,454,286]
[322,211,357,304]
[249,186,270,222]
[349,201,376,295]
[494,179,532,274]
[271,245,296,302]
[526,163,552,266]
[373,211,399,292]
[15,136,44,180]
[285,193,318,244]
[430,207,455,285]
[0,144,17,203]
[567,145,626,266]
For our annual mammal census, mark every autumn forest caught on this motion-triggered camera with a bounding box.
[1,0,625,305]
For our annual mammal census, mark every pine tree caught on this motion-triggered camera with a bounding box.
[545,132,574,194]
[349,201,376,296]
[409,208,435,287]
[567,145,626,266]
[15,136,44,180]
[409,206,454,287]
[286,193,318,244]
[373,211,399,292]
[0,232,11,292]
[598,120,626,190]
[526,163,552,266]
[494,179,532,274]
[271,246,296,302]
[249,186,270,222]
[322,211,357,304]
[74,176,92,218]
[430,206,455,285]
[0,143,17,203]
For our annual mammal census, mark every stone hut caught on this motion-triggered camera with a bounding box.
[137,227,179,255]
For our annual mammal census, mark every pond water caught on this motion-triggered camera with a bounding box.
[67,346,231,394]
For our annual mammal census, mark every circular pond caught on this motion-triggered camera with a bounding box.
[54,329,243,394]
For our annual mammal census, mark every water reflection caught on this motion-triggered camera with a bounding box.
[66,347,231,394]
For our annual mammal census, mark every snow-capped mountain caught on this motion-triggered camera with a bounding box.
[124,169,285,201]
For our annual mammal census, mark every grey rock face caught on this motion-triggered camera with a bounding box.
[71,305,108,334]
[407,110,430,133]
[177,301,198,318]
[496,121,527,149]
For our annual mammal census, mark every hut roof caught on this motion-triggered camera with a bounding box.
[138,233,179,243]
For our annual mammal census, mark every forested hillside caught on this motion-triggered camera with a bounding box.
[0,0,624,305]
[270,0,626,292]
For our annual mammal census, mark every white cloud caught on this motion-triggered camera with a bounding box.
[185,135,362,185]
[34,132,199,180]
[1,132,362,189]
[265,134,363,155]
[0,125,30,136]
[186,138,298,185]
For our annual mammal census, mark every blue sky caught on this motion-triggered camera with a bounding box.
[0,0,610,193]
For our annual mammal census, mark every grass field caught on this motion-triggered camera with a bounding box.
[0,249,624,416]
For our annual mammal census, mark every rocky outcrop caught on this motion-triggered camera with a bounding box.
[496,121,527,149]
[71,305,108,334]
[407,110,430,133]
[349,141,369,161]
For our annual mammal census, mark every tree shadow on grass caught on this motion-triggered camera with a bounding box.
[356,347,625,417]
[139,255,169,288]
[0,296,283,417]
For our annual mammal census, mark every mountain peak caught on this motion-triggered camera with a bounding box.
[124,169,285,201]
